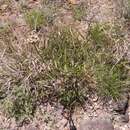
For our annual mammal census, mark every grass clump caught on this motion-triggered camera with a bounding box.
[2,85,35,121]
[94,64,127,99]
[71,3,87,21]
[90,23,106,45]
[41,27,90,109]
[0,23,129,122]
[89,23,128,99]
[25,9,46,30]
[44,27,87,74]
[123,0,130,19]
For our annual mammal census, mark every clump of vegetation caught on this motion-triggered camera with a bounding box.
[25,9,47,30]
[94,64,127,99]
[71,3,87,21]
[44,27,87,75]
[1,85,35,121]
[89,23,128,99]
[0,23,129,122]
[25,6,58,29]
[42,27,92,109]
[90,23,107,45]
[123,0,130,19]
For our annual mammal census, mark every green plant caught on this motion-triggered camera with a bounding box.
[41,27,90,109]
[89,23,109,48]
[0,23,129,122]
[123,0,130,19]
[88,23,128,99]
[25,9,46,30]
[71,3,87,21]
[94,64,126,99]
[43,27,87,75]
[59,76,87,109]
[1,85,36,121]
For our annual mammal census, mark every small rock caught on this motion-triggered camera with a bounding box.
[0,4,8,11]
[27,127,37,130]
[79,118,114,130]
[92,95,98,102]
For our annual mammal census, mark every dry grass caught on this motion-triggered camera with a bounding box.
[0,12,129,123]
[0,1,128,124]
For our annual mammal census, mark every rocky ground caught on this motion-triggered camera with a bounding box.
[0,0,130,130]
[0,92,130,130]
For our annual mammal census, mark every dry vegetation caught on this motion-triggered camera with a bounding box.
[0,0,130,126]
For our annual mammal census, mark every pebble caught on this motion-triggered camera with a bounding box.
[0,4,8,11]
[92,96,98,102]
[79,118,114,130]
